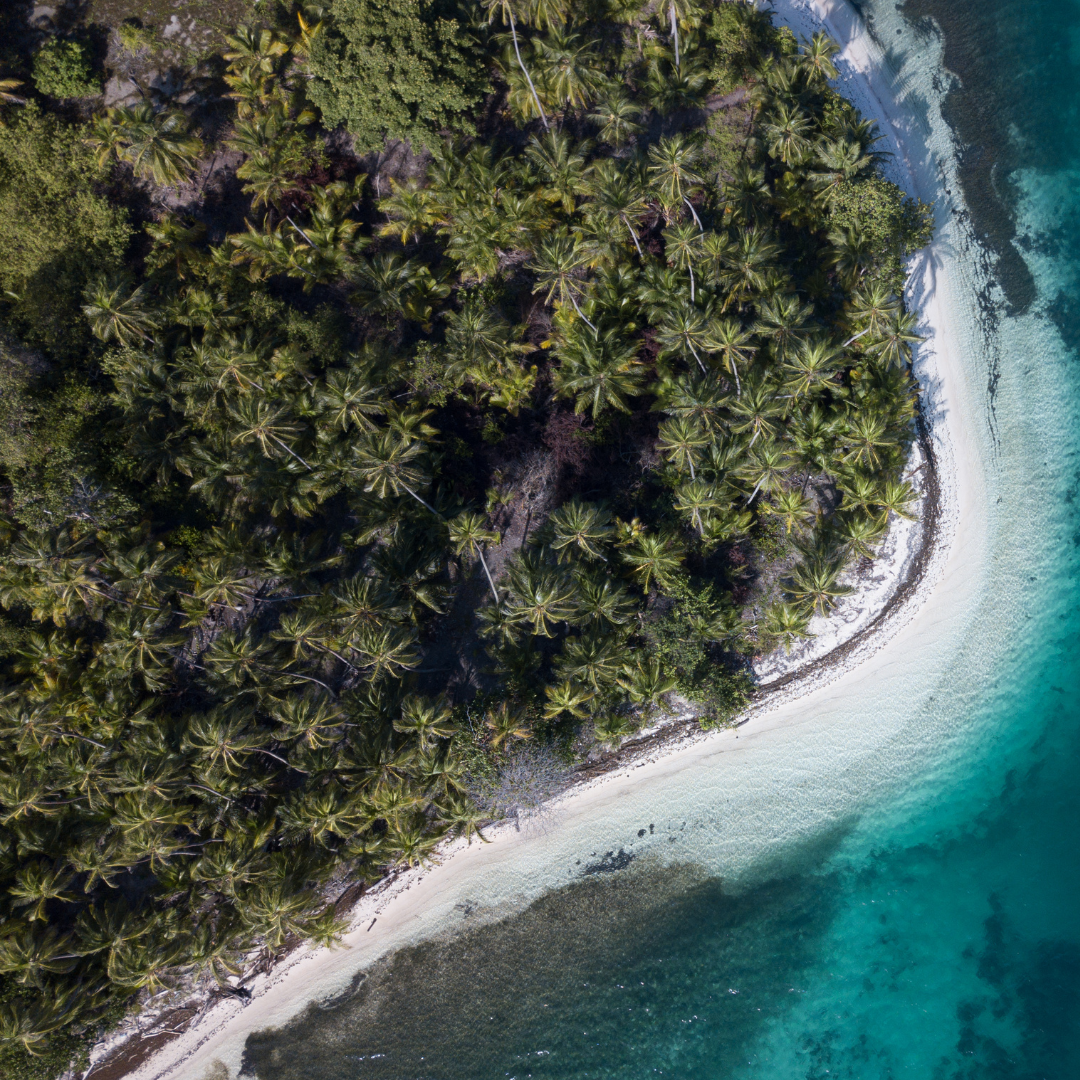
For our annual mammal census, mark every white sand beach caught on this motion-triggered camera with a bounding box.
[106,4,997,1078]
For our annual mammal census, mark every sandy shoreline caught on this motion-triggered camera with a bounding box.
[93,5,988,1079]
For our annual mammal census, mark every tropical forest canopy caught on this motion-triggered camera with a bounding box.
[0,1,931,1075]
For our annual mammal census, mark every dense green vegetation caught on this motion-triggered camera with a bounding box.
[307,0,490,152]
[0,1,931,1074]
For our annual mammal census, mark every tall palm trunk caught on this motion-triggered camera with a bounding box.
[566,290,598,334]
[507,6,549,132]
[670,3,680,71]
[476,549,500,603]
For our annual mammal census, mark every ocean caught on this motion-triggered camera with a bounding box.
[236,1,1080,1076]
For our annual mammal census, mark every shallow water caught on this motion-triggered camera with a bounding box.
[239,3,1080,1076]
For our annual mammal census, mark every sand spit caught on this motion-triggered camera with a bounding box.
[94,4,991,1079]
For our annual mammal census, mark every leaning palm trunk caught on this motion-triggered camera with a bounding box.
[476,549,500,603]
[687,339,707,375]
[508,8,550,132]
[400,482,439,516]
[670,3,680,70]
[566,291,598,334]
[624,215,645,259]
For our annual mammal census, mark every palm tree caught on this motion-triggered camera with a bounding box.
[447,510,501,601]
[799,31,840,84]
[543,679,595,720]
[588,91,643,147]
[0,998,71,1057]
[585,159,650,258]
[838,511,887,557]
[647,134,704,221]
[737,440,793,505]
[617,657,676,708]
[783,337,843,399]
[223,25,290,71]
[506,569,577,637]
[808,138,877,204]
[724,162,770,225]
[556,631,625,691]
[529,232,597,331]
[663,221,703,299]
[485,702,531,748]
[828,225,875,285]
[229,400,311,469]
[847,282,899,337]
[83,275,158,344]
[526,131,591,214]
[785,553,854,616]
[436,792,490,843]
[394,694,455,748]
[705,317,756,395]
[674,478,721,536]
[764,601,812,652]
[89,104,204,187]
[619,532,685,591]
[657,373,728,435]
[378,178,441,244]
[349,430,433,510]
[655,304,711,373]
[762,102,813,166]
[548,499,613,561]
[866,311,924,368]
[552,326,646,417]
[0,78,26,125]
[532,25,603,109]
[663,0,704,72]
[753,293,814,362]
[842,409,896,469]
[0,926,79,987]
[573,571,636,626]
[879,477,918,520]
[719,227,782,310]
[350,624,421,680]
[729,377,784,448]
[762,488,813,536]
[657,416,710,479]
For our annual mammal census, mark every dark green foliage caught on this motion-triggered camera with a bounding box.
[705,1,778,93]
[0,106,131,353]
[307,0,489,152]
[0,374,129,529]
[644,577,752,724]
[0,978,91,1080]
[828,177,934,292]
[31,38,100,99]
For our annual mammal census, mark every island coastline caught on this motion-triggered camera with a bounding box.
[82,3,992,1079]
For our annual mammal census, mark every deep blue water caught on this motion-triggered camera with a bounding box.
[240,3,1080,1076]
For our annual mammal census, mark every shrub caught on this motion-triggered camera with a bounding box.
[828,177,934,293]
[307,0,489,153]
[117,21,158,55]
[0,104,130,353]
[644,576,754,724]
[31,38,100,98]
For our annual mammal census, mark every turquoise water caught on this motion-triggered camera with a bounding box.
[239,3,1080,1076]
